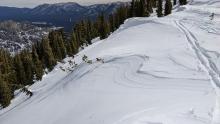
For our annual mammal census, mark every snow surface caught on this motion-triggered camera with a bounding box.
[1,0,220,124]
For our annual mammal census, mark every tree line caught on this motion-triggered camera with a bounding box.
[0,0,187,108]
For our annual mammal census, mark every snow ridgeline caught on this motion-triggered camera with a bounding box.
[1,0,220,124]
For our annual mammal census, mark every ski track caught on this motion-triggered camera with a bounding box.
[175,20,220,89]
[1,0,220,124]
[0,54,212,119]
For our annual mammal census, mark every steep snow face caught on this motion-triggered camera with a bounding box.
[1,0,220,124]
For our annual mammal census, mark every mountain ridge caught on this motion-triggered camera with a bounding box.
[0,2,128,31]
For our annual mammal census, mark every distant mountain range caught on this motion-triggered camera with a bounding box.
[0,2,127,31]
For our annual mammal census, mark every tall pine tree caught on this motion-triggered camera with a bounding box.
[14,54,26,85]
[0,73,11,108]
[41,37,56,71]
[173,0,177,5]
[32,46,44,81]
[179,0,187,5]
[157,0,163,17]
[164,0,172,16]
[98,12,108,39]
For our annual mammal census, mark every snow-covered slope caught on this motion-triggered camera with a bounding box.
[1,0,220,124]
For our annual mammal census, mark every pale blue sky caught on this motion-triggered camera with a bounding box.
[0,0,130,8]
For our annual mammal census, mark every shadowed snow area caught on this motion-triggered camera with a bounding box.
[1,0,220,124]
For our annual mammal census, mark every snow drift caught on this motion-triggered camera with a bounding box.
[1,0,220,124]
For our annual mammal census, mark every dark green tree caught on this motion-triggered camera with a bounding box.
[164,0,172,16]
[41,37,56,71]
[157,0,163,17]
[130,0,136,17]
[173,0,177,5]
[49,31,67,60]
[0,74,11,108]
[109,14,115,32]
[20,50,34,85]
[86,19,92,45]
[32,46,44,81]
[14,54,26,85]
[179,0,187,5]
[146,0,153,14]
[71,32,79,54]
[98,13,108,39]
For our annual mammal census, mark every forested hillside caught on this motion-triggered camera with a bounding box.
[0,0,183,108]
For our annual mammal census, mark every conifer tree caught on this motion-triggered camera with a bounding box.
[173,0,177,5]
[71,32,79,54]
[86,19,92,45]
[49,31,62,60]
[157,0,163,17]
[135,0,142,17]
[152,0,157,8]
[0,49,15,86]
[49,31,67,60]
[32,46,44,81]
[130,0,136,17]
[41,37,56,71]
[146,0,153,14]
[20,50,34,85]
[65,41,73,56]
[0,49,15,95]
[179,0,187,5]
[109,14,115,32]
[164,0,172,16]
[140,0,147,17]
[57,33,67,59]
[98,12,108,39]
[114,12,120,29]
[0,74,11,108]
[14,54,26,85]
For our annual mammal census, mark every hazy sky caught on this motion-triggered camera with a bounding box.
[0,0,130,8]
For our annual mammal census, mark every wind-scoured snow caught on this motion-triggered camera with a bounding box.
[1,0,220,124]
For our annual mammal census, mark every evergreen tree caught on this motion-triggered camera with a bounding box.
[49,31,62,60]
[98,13,108,39]
[86,19,92,45]
[140,0,146,17]
[0,74,11,108]
[130,0,136,17]
[14,54,26,85]
[71,32,79,54]
[41,37,56,71]
[65,41,73,56]
[173,0,177,5]
[109,14,115,32]
[146,0,153,14]
[114,12,120,29]
[152,0,157,8]
[157,0,163,17]
[179,0,187,5]
[49,31,67,60]
[164,0,172,16]
[0,49,15,95]
[135,0,142,17]
[57,32,67,59]
[20,50,34,85]
[32,46,44,81]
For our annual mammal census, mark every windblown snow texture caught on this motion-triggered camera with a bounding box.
[1,0,220,124]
